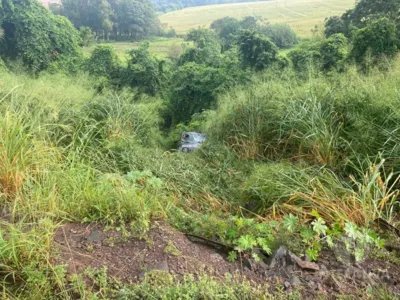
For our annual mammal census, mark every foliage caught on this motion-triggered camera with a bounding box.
[0,0,81,73]
[79,26,96,47]
[178,28,221,66]
[237,30,278,70]
[260,23,299,49]
[319,33,348,71]
[324,16,347,37]
[74,270,274,299]
[53,0,160,40]
[167,62,229,124]
[123,43,168,95]
[85,45,121,80]
[211,16,298,51]
[0,220,68,299]
[350,18,399,66]
[287,41,321,72]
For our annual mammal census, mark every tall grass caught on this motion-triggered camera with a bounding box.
[244,158,399,226]
[0,56,400,297]
[209,63,400,224]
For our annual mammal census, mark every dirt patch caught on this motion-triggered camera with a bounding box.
[53,221,400,298]
[53,220,262,283]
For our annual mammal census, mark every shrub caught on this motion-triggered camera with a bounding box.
[85,45,121,80]
[324,16,347,37]
[79,26,96,46]
[123,43,168,95]
[238,30,278,70]
[287,41,321,73]
[320,33,348,71]
[351,18,398,66]
[168,62,232,125]
[260,23,299,49]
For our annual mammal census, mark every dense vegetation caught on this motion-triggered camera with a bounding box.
[50,0,173,40]
[0,0,400,298]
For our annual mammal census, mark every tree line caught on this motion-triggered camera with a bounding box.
[50,0,169,41]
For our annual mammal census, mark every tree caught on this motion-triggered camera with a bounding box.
[324,16,346,37]
[123,43,167,95]
[325,0,400,38]
[79,26,95,46]
[109,0,159,40]
[0,0,81,73]
[320,34,348,71]
[53,0,159,40]
[343,0,400,28]
[287,42,321,72]
[54,0,114,39]
[210,17,240,51]
[178,28,221,66]
[240,16,261,30]
[237,30,278,70]
[168,62,229,124]
[351,18,398,64]
[260,23,298,49]
[85,45,121,79]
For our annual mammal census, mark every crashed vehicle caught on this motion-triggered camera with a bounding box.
[178,132,206,152]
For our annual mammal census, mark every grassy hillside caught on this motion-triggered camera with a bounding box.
[159,0,355,36]
[1,61,400,298]
[83,37,188,61]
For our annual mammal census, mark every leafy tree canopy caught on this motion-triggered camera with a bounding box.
[52,0,160,40]
[168,62,230,124]
[238,30,278,70]
[178,28,222,66]
[351,17,398,63]
[0,0,81,73]
[210,16,298,51]
[325,0,400,37]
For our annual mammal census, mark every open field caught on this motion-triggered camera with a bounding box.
[159,0,355,36]
[83,37,188,61]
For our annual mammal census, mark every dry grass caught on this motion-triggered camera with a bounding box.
[159,0,355,36]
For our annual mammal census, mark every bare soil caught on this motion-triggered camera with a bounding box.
[53,220,400,298]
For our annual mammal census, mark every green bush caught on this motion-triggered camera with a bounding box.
[168,62,232,125]
[79,26,96,47]
[238,30,278,70]
[123,43,168,95]
[260,23,299,49]
[351,18,398,66]
[85,45,121,79]
[320,33,348,71]
[287,41,322,73]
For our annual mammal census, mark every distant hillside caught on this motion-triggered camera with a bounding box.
[153,0,270,13]
[159,0,355,36]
